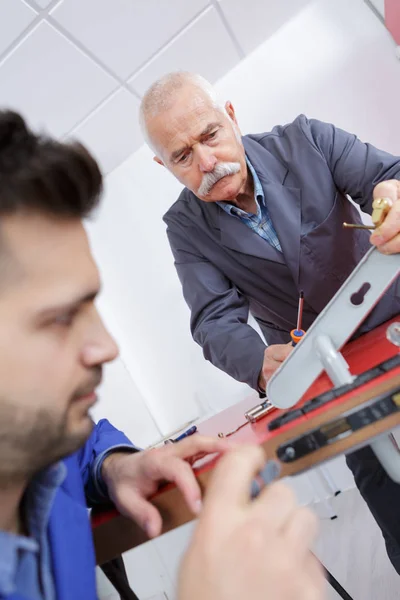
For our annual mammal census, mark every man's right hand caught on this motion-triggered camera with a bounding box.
[258,342,293,391]
[178,446,326,600]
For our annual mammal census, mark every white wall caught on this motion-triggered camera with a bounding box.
[89,0,400,597]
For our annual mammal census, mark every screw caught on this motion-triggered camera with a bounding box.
[283,446,296,461]
[386,323,400,348]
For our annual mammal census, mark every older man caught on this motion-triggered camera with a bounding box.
[140,71,400,572]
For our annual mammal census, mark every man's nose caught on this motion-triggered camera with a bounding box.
[81,309,119,368]
[197,146,217,173]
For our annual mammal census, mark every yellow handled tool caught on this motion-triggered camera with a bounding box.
[343,197,392,230]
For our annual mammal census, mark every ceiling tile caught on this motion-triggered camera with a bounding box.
[129,6,241,97]
[68,88,143,174]
[0,21,118,137]
[33,0,54,7]
[369,0,385,19]
[50,0,210,80]
[218,0,312,54]
[0,0,37,57]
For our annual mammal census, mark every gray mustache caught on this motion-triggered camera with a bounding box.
[198,162,241,197]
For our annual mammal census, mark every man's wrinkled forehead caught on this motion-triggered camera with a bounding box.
[149,88,222,155]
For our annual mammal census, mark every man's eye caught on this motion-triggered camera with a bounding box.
[54,310,78,327]
[207,131,218,140]
[179,153,189,164]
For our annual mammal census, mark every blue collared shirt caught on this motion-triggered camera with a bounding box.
[0,463,65,600]
[217,157,282,252]
[0,444,135,599]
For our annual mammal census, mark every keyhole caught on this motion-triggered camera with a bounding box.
[350,282,371,306]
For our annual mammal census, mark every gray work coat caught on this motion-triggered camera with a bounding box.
[164,115,400,390]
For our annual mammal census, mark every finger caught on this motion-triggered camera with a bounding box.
[370,198,400,246]
[266,344,293,362]
[264,357,282,373]
[307,553,326,584]
[169,435,233,461]
[114,485,163,538]
[186,451,208,466]
[202,446,266,517]
[251,480,297,532]
[376,232,400,255]
[262,362,282,386]
[301,554,327,600]
[186,448,238,466]
[282,506,319,553]
[373,180,399,204]
[155,455,203,515]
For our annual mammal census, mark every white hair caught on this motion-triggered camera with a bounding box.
[139,71,225,152]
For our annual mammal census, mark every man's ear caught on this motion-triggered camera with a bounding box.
[224,101,238,126]
[153,156,165,167]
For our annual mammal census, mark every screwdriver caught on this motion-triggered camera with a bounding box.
[164,425,198,444]
[290,290,305,346]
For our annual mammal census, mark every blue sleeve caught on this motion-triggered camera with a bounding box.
[77,418,140,506]
[298,115,400,214]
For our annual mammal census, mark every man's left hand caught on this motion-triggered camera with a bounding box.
[370,179,400,254]
[101,435,232,538]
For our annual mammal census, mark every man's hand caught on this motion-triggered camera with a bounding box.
[370,179,400,254]
[258,342,293,391]
[178,446,325,600]
[101,436,231,538]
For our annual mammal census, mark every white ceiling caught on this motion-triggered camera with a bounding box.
[0,0,380,174]
[368,0,385,19]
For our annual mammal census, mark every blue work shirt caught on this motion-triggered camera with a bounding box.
[0,420,137,600]
[218,156,282,252]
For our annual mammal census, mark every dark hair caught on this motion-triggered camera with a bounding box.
[0,110,102,219]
